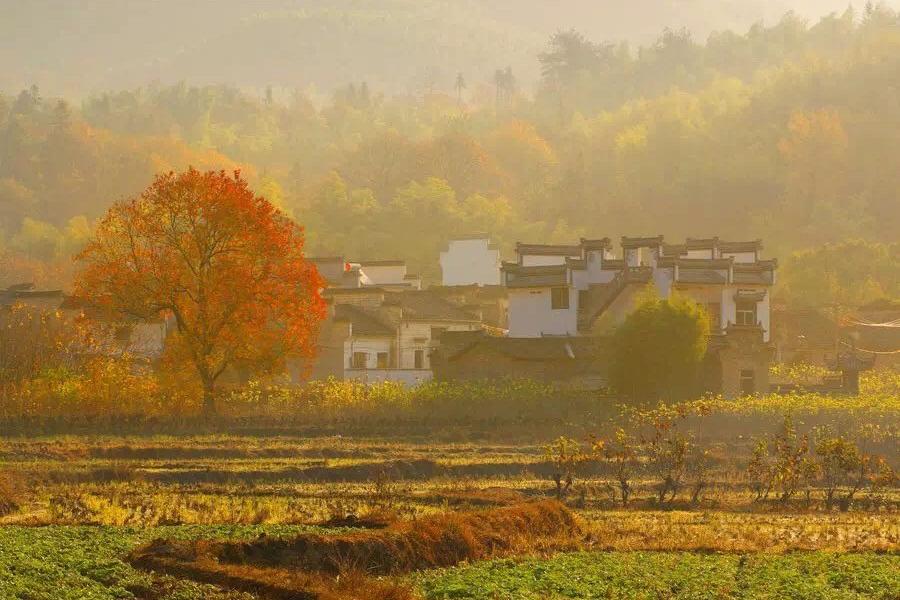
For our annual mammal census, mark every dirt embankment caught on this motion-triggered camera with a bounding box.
[130,500,583,598]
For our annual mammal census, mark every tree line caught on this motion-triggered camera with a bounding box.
[2,7,899,303]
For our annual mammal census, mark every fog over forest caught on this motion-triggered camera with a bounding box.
[3,1,898,95]
[2,0,899,308]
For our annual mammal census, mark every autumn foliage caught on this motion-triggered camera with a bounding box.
[74,168,325,413]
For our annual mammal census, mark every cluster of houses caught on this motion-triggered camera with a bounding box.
[7,233,891,398]
[302,235,779,397]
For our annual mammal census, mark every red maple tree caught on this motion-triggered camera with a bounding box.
[75,168,325,414]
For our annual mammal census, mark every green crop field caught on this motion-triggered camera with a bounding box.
[1,400,897,600]
[0,525,340,600]
[2,526,897,600]
[415,552,900,600]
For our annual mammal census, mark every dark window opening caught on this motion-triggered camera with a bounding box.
[351,352,367,369]
[551,287,570,310]
[414,349,425,369]
[740,369,755,395]
[376,352,389,369]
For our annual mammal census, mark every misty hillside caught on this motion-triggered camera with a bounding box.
[3,0,896,96]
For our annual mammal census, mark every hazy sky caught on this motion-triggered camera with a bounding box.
[2,1,896,97]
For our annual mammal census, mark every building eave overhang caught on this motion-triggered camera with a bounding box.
[734,290,768,302]
[719,240,763,253]
[323,287,387,296]
[676,257,734,269]
[580,237,612,250]
[621,235,664,248]
[733,259,778,271]
[515,242,583,256]
[502,264,568,276]
[685,236,720,249]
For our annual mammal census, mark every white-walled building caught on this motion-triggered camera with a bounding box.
[439,236,501,286]
[355,260,422,290]
[497,236,777,396]
[309,257,422,291]
[307,287,483,385]
[502,236,775,342]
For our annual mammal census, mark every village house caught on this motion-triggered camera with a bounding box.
[772,304,841,368]
[58,296,169,360]
[432,330,607,389]
[310,256,422,291]
[302,287,484,385]
[771,298,900,389]
[427,284,508,332]
[303,248,508,384]
[1,283,65,312]
[1,283,168,360]
[434,236,777,397]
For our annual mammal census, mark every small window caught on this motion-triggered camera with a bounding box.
[740,369,755,395]
[735,301,757,326]
[376,352,389,369]
[351,352,368,369]
[550,287,570,310]
[414,349,425,369]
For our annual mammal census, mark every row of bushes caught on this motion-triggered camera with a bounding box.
[2,355,899,431]
[545,401,898,511]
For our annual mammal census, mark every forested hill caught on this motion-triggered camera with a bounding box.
[3,1,896,97]
[2,6,899,307]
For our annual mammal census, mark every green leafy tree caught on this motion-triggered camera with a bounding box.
[609,292,709,402]
[780,240,900,308]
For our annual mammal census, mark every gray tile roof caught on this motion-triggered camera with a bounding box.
[677,270,727,284]
[506,273,569,288]
[395,290,481,322]
[733,271,772,285]
[333,304,395,336]
[440,331,605,361]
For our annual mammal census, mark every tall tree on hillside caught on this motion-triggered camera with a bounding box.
[454,72,466,106]
[74,168,325,415]
[538,30,600,84]
[538,30,608,120]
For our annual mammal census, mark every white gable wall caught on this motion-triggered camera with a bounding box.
[686,248,715,259]
[343,337,393,369]
[440,238,501,286]
[507,287,578,338]
[359,264,407,286]
[585,250,616,284]
[521,254,574,267]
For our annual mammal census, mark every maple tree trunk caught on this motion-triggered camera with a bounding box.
[202,385,216,417]
[198,368,217,417]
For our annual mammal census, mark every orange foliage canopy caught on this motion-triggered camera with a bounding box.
[75,168,325,413]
